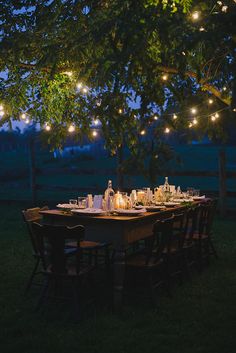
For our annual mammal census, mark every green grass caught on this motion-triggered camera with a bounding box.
[0,201,236,353]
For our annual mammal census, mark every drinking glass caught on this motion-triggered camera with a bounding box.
[186,187,194,197]
[77,197,86,208]
[193,189,200,197]
[69,199,77,205]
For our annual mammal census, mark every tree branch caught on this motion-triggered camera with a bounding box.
[155,65,231,106]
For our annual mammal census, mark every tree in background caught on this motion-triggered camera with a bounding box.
[0,0,235,185]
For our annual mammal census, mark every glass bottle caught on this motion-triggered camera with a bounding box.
[163,177,170,192]
[104,180,115,211]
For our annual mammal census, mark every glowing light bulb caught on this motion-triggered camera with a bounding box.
[45,124,51,131]
[140,130,146,136]
[173,114,178,120]
[154,115,158,120]
[118,108,123,114]
[25,118,30,124]
[222,5,228,12]
[211,115,216,122]
[191,107,197,114]
[199,27,205,32]
[192,11,200,20]
[21,113,26,120]
[162,74,168,81]
[0,104,4,110]
[0,110,4,117]
[94,119,99,126]
[223,86,227,91]
[68,124,75,133]
[189,122,193,128]
[82,87,88,94]
[92,130,98,137]
[64,71,73,77]
[193,118,198,125]
[208,99,213,104]
[215,113,219,119]
[77,82,83,89]
[182,51,186,56]
[217,1,222,5]
[233,108,236,112]
[164,127,170,134]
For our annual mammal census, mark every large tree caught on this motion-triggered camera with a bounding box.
[0,0,235,180]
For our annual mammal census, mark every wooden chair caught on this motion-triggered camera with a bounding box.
[125,214,184,304]
[31,223,95,318]
[22,207,111,293]
[22,206,52,293]
[192,199,218,270]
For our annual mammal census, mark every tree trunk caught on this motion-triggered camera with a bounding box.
[218,148,227,217]
[117,145,124,190]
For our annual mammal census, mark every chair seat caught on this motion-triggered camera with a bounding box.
[45,264,94,277]
[192,233,209,240]
[67,240,108,249]
[126,253,163,268]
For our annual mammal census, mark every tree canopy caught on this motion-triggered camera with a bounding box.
[0,0,236,156]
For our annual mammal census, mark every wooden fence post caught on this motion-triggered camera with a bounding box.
[219,148,227,217]
[29,137,37,205]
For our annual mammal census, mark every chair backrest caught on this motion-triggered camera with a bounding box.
[151,215,177,263]
[184,205,202,241]
[199,199,217,236]
[22,206,49,256]
[172,212,185,248]
[31,223,85,275]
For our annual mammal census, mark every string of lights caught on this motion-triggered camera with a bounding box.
[0,1,234,139]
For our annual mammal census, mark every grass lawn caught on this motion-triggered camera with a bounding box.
[0,201,236,353]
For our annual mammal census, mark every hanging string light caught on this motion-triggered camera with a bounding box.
[68,124,75,133]
[21,113,27,120]
[173,114,178,120]
[140,129,146,135]
[77,82,83,90]
[191,107,197,114]
[44,124,51,131]
[162,74,168,81]
[191,11,200,20]
[0,104,4,117]
[164,127,170,134]
[92,130,98,137]
[93,118,100,126]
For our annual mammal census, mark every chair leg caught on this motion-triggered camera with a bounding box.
[25,258,40,295]
[72,280,80,321]
[209,239,218,259]
[35,277,49,311]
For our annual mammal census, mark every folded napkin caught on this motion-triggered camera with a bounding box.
[93,195,103,209]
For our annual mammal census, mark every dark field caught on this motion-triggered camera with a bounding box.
[0,201,236,353]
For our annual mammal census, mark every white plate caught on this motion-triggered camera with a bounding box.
[71,208,106,216]
[163,202,181,207]
[56,203,81,210]
[114,209,147,216]
[193,195,205,200]
[145,205,166,211]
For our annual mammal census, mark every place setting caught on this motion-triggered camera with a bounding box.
[55,178,205,217]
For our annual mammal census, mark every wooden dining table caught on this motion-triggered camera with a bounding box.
[40,204,193,311]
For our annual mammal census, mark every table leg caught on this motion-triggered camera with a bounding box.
[113,249,126,312]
